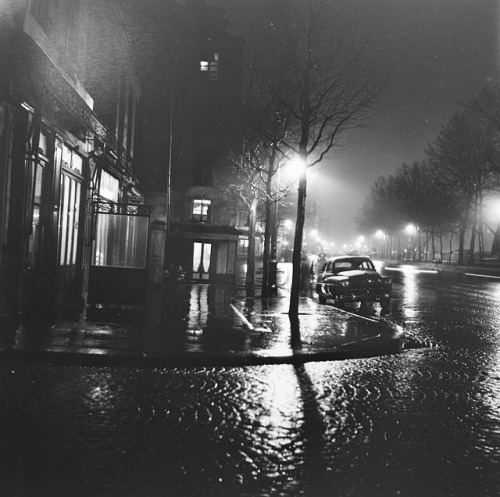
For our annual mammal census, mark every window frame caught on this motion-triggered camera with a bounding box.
[192,199,211,223]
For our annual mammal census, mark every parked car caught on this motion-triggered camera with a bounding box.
[316,256,391,309]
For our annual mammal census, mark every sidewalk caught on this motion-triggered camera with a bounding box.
[0,283,403,368]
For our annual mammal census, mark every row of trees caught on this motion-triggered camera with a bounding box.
[357,82,500,266]
[221,0,383,316]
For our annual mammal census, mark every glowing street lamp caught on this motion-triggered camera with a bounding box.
[285,156,307,182]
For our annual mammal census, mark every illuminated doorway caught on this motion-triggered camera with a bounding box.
[193,242,211,281]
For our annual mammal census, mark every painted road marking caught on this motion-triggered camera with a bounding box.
[230,304,273,333]
[465,273,500,280]
[230,304,254,330]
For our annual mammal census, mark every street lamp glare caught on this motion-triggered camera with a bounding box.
[286,156,307,180]
[492,200,500,218]
[406,224,415,235]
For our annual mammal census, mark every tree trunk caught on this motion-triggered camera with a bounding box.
[261,196,272,297]
[478,194,484,260]
[289,170,307,317]
[261,155,277,296]
[469,201,478,266]
[268,200,278,294]
[458,225,465,266]
[491,222,500,256]
[448,228,454,264]
[246,198,258,295]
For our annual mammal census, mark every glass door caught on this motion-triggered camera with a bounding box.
[193,242,211,281]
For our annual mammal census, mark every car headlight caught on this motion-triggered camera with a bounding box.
[339,280,350,288]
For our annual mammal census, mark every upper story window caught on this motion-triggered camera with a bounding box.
[200,52,219,81]
[61,144,82,175]
[99,171,119,202]
[235,209,248,227]
[192,199,211,222]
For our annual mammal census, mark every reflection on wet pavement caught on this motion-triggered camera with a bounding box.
[3,264,500,495]
[137,283,383,357]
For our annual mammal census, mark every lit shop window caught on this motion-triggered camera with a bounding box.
[192,199,211,222]
[57,145,83,267]
[58,171,81,266]
[200,52,219,80]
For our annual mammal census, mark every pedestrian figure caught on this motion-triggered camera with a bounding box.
[300,253,312,294]
[313,253,327,280]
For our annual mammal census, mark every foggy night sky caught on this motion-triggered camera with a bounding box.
[210,0,499,246]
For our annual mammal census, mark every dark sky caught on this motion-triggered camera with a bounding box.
[210,0,499,247]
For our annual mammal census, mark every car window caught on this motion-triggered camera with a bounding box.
[360,260,375,270]
[334,261,353,272]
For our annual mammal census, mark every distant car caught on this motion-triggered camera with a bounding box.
[316,256,391,309]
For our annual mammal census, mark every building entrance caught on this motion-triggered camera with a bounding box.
[192,242,211,281]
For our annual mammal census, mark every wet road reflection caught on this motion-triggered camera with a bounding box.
[2,266,500,495]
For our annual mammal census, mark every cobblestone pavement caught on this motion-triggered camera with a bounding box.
[1,265,500,496]
[1,346,499,497]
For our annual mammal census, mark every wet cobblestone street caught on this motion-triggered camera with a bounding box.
[1,267,500,496]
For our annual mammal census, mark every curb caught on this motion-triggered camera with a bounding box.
[0,326,404,368]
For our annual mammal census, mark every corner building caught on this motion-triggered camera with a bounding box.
[0,0,142,329]
[137,0,244,285]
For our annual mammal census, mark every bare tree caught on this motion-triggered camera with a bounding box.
[223,140,266,295]
[240,26,297,296]
[465,81,500,255]
[356,175,403,238]
[222,136,296,295]
[426,109,499,265]
[257,0,383,316]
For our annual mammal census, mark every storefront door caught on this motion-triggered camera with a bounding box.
[193,242,211,281]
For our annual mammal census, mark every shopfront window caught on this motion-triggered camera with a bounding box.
[93,212,148,268]
[216,242,235,275]
[58,145,82,266]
